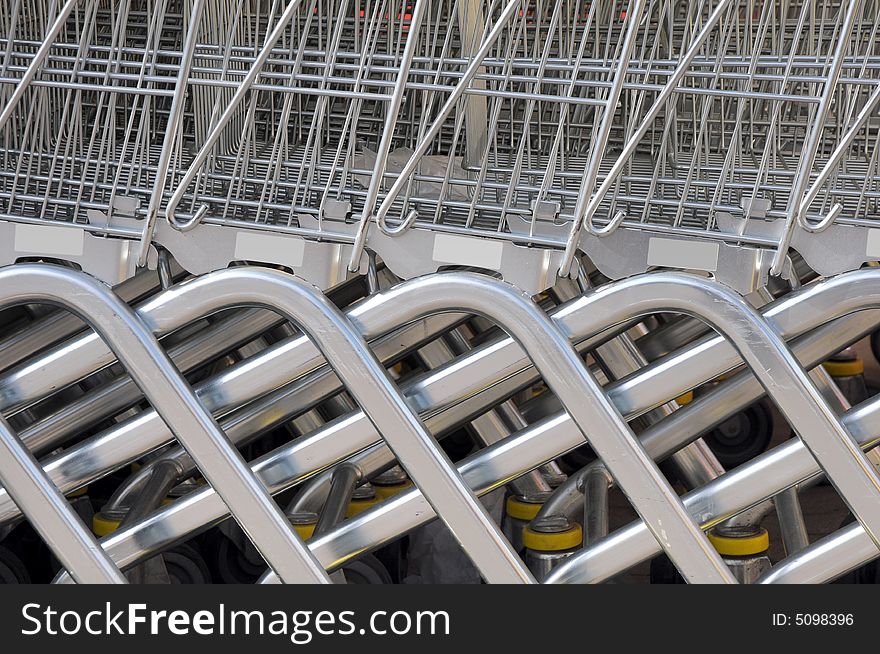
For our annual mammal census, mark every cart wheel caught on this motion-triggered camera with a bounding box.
[204,531,266,584]
[342,554,393,584]
[703,402,773,469]
[0,544,29,584]
[164,543,212,584]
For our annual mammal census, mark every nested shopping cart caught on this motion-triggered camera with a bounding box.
[2,0,880,586]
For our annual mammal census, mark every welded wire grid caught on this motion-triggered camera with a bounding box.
[0,1,879,253]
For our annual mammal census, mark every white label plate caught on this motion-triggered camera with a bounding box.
[647,237,719,272]
[432,233,503,270]
[234,231,305,268]
[866,229,880,258]
[14,223,84,257]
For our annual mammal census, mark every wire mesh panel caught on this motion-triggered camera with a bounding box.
[2,0,880,291]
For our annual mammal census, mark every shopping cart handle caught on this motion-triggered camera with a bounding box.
[799,203,842,234]
[377,209,419,236]
[588,210,627,237]
[166,203,209,233]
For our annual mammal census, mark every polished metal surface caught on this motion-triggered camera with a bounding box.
[6,0,880,587]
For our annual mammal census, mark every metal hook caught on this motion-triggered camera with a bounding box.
[377,209,419,236]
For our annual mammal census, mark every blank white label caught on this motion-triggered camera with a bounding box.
[234,231,305,268]
[432,233,504,270]
[14,223,84,257]
[866,229,880,258]
[647,237,719,272]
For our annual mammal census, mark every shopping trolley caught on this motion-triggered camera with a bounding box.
[3,0,880,587]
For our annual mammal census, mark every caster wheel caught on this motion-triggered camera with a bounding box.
[374,538,408,584]
[164,543,212,584]
[342,554,393,584]
[204,531,266,584]
[0,544,29,584]
[704,402,773,469]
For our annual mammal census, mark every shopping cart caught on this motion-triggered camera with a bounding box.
[2,0,880,586]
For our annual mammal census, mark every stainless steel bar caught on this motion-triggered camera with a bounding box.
[720,365,851,532]
[0,267,167,374]
[554,276,725,493]
[15,311,466,525]
[165,0,308,230]
[583,466,611,545]
[455,0,489,167]
[770,0,866,274]
[314,464,359,537]
[537,311,872,525]
[51,267,533,583]
[358,0,427,226]
[347,0,524,270]
[558,0,736,274]
[416,331,550,497]
[137,0,207,265]
[58,271,880,578]
[0,264,330,584]
[547,381,880,583]
[118,459,183,528]
[0,415,125,584]
[775,487,810,557]
[568,0,647,238]
[284,275,880,584]
[81,305,875,582]
[758,522,870,584]
[17,307,285,456]
[0,0,80,133]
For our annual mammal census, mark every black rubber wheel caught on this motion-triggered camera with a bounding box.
[163,543,212,584]
[342,554,393,584]
[203,530,266,584]
[703,401,773,469]
[0,544,29,584]
[374,537,408,584]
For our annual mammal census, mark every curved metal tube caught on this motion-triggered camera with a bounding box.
[4,252,866,484]
[758,523,872,584]
[0,264,329,584]
[571,0,646,238]
[547,379,880,584]
[536,328,875,525]
[287,308,879,579]
[264,272,880,581]
[76,305,876,582]
[378,208,420,236]
[798,81,880,233]
[19,308,284,457]
[100,314,461,513]
[52,269,742,583]
[54,267,880,580]
[570,275,880,552]
[356,0,428,231]
[0,416,124,583]
[45,267,533,584]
